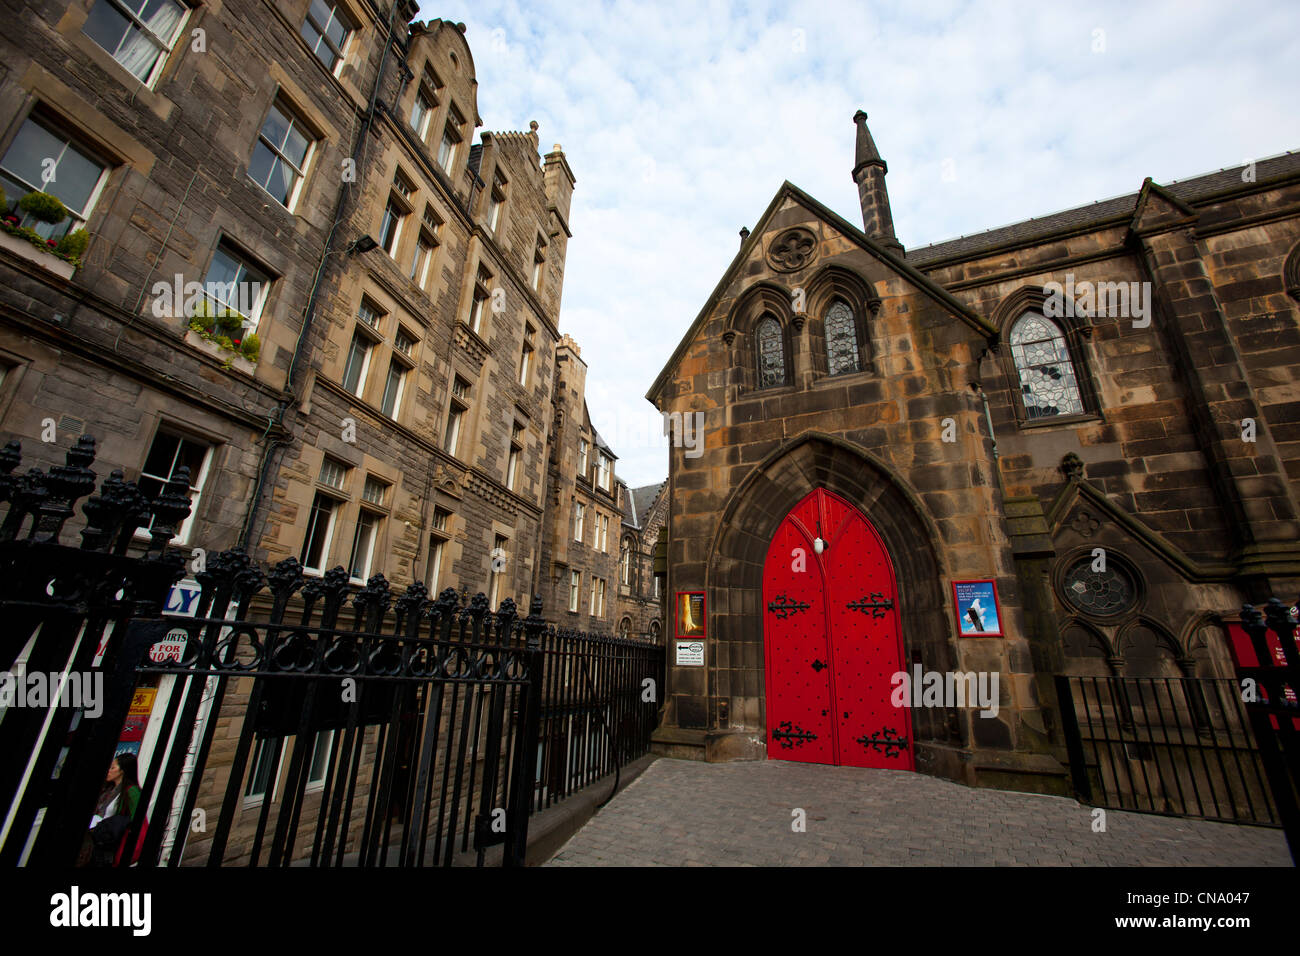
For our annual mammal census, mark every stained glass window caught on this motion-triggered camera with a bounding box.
[756,316,785,388]
[1009,313,1084,420]
[1062,557,1137,618]
[825,299,859,375]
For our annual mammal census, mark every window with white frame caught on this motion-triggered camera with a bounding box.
[361,475,388,507]
[573,502,585,543]
[300,0,352,74]
[506,421,524,491]
[425,506,452,593]
[196,242,271,335]
[518,324,534,386]
[137,430,211,544]
[531,240,546,291]
[249,98,314,210]
[410,231,435,289]
[341,329,373,397]
[488,534,508,609]
[301,468,342,574]
[444,376,469,457]
[356,296,383,331]
[589,577,605,618]
[380,357,406,418]
[596,452,611,492]
[244,737,283,801]
[437,106,464,171]
[347,509,381,584]
[0,116,109,241]
[620,540,631,586]
[410,83,435,141]
[487,170,506,232]
[467,269,491,334]
[306,730,334,789]
[379,198,404,257]
[83,0,189,86]
[577,438,588,478]
[596,514,609,553]
[569,570,581,612]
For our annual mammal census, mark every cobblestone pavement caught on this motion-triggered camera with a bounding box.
[546,758,1292,866]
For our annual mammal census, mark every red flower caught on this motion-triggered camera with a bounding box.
[46,239,57,246]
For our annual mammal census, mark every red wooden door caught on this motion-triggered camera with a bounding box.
[762,489,913,769]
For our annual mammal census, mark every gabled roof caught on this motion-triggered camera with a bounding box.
[907,150,1300,267]
[630,480,667,529]
[646,180,995,404]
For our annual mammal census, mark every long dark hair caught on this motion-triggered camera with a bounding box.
[114,753,140,792]
[95,752,141,819]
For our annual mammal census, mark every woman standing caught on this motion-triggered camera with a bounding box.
[84,753,143,866]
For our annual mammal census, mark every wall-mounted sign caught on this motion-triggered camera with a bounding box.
[952,580,1003,637]
[676,591,705,638]
[675,640,705,666]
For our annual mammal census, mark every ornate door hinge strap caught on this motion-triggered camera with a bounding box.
[771,721,817,749]
[767,594,811,619]
[856,727,908,758]
[847,592,894,618]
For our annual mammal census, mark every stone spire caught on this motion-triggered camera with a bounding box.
[852,110,904,257]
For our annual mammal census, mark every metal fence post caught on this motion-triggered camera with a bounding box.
[504,594,546,866]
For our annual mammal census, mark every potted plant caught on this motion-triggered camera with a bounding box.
[18,190,68,226]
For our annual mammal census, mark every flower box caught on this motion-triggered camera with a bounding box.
[0,227,75,280]
[183,329,257,375]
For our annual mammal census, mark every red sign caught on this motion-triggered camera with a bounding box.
[762,488,913,770]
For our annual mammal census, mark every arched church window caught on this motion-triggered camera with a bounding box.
[824,299,860,375]
[756,315,786,388]
[1008,312,1085,419]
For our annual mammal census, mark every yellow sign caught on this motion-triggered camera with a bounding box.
[128,688,157,716]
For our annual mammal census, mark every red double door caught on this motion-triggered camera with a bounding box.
[762,488,913,769]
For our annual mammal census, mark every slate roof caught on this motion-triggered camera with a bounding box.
[628,480,667,530]
[907,151,1300,267]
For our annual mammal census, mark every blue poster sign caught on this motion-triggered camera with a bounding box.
[951,580,1003,636]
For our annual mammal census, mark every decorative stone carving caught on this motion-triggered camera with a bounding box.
[1060,453,1084,482]
[1069,511,1100,537]
[766,227,818,273]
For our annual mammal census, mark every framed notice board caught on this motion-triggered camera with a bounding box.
[676,591,705,639]
[951,579,1003,637]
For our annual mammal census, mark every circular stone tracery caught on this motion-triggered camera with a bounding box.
[1061,556,1137,618]
[766,227,818,273]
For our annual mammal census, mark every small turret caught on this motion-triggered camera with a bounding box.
[852,110,904,257]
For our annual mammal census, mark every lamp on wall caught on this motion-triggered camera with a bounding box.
[347,235,379,256]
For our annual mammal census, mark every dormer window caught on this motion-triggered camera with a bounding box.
[487,170,507,233]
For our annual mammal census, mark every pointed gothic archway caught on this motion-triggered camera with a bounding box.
[763,487,913,768]
[703,433,962,775]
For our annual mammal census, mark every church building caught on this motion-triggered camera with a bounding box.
[647,111,1300,794]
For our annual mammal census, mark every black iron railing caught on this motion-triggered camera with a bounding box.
[0,435,663,867]
[1055,674,1279,827]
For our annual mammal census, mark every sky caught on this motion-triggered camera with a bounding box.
[420,0,1300,488]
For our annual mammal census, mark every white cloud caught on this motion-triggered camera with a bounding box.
[422,0,1300,485]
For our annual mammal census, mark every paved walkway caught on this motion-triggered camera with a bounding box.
[546,758,1291,866]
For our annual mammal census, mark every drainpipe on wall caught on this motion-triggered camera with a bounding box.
[238,0,405,554]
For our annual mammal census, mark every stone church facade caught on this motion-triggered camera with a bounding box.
[647,110,1300,793]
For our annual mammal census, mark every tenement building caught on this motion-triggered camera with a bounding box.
[615,477,667,641]
[647,110,1300,793]
[0,2,616,862]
